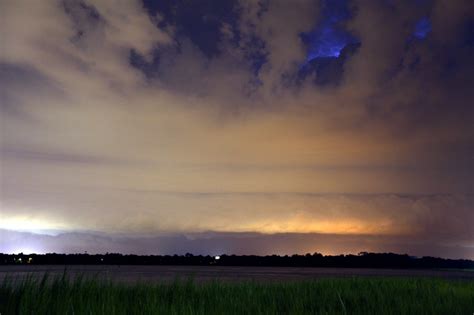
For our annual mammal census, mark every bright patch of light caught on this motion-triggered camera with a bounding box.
[215,255,221,260]
[305,26,352,60]
[216,218,399,235]
[11,247,41,254]
[302,0,357,62]
[0,214,67,235]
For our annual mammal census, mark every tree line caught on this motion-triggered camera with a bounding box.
[1,252,473,269]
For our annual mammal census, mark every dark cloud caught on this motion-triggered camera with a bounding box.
[142,0,241,58]
[297,42,360,86]
[62,0,105,44]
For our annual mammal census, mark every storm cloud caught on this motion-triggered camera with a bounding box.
[1,0,473,258]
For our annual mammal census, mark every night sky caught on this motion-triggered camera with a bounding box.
[1,0,473,258]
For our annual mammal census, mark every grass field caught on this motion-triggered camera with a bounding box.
[1,273,473,314]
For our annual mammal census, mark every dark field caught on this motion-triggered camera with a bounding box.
[2,266,474,314]
[1,265,474,283]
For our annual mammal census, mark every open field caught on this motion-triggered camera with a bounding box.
[1,265,474,283]
[1,272,473,315]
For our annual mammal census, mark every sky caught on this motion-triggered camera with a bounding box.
[0,0,473,259]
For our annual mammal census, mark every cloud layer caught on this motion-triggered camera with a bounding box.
[1,0,473,258]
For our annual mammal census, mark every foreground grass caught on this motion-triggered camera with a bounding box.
[1,274,473,314]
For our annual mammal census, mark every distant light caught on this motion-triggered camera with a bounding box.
[414,17,431,39]
[0,214,67,236]
[12,248,39,255]
[302,0,357,61]
[305,26,350,60]
[215,255,220,260]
